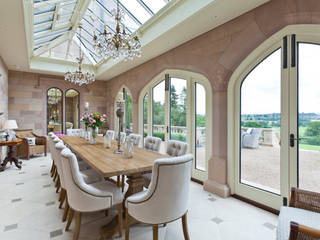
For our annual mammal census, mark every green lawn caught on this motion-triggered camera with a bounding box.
[299,144,320,151]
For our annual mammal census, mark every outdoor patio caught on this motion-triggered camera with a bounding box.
[241,145,320,194]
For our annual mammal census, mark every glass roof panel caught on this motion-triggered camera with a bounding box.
[32,0,170,65]
[119,0,152,24]
[34,13,54,25]
[141,0,167,13]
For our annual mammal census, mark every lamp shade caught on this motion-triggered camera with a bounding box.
[2,120,18,130]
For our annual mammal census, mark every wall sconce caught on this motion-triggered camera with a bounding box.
[84,102,89,112]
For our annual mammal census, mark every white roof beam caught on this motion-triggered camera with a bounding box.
[111,0,142,26]
[34,0,75,7]
[34,32,70,56]
[52,3,60,30]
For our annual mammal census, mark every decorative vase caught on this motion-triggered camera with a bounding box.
[124,138,134,158]
[90,127,98,144]
[104,133,112,149]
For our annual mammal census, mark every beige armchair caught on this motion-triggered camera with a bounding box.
[15,129,47,160]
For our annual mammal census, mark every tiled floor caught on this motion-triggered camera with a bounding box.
[0,154,278,240]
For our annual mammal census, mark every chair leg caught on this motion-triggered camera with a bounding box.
[125,208,130,240]
[181,213,190,240]
[59,189,66,208]
[63,200,69,222]
[117,204,122,238]
[50,161,54,174]
[55,176,60,193]
[53,168,58,181]
[121,175,125,192]
[73,211,81,240]
[117,176,120,187]
[51,164,56,177]
[153,225,158,240]
[65,208,74,231]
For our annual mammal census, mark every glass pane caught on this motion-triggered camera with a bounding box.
[152,80,166,154]
[125,91,132,131]
[34,13,54,25]
[65,89,80,132]
[170,78,187,142]
[34,23,52,33]
[142,0,166,13]
[298,43,320,193]
[240,49,281,194]
[47,88,63,134]
[143,93,148,139]
[119,0,152,24]
[195,83,206,171]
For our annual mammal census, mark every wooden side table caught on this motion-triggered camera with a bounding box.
[0,139,22,171]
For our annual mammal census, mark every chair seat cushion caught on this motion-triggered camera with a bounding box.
[90,181,124,205]
[277,206,320,240]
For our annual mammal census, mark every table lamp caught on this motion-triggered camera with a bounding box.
[2,120,18,141]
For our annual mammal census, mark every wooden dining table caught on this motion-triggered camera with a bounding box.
[60,136,166,238]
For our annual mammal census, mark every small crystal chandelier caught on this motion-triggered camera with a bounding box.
[92,0,142,61]
[65,25,95,86]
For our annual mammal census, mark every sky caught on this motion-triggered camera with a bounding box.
[241,43,320,115]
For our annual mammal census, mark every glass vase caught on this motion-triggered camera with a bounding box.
[124,138,134,158]
[90,127,98,144]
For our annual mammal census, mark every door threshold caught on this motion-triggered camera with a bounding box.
[232,194,279,215]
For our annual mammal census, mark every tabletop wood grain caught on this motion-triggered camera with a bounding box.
[60,136,166,178]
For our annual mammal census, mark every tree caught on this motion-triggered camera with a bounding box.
[305,121,320,137]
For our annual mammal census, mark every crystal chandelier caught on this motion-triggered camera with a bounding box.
[92,0,142,61]
[65,25,95,86]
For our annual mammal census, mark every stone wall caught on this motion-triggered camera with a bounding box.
[104,0,320,197]
[0,56,8,161]
[8,71,107,135]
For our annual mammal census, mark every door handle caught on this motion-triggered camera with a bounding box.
[290,133,306,147]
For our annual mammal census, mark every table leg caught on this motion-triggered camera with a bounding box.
[100,173,146,239]
[0,157,9,171]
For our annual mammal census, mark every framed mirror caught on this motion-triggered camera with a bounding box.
[65,89,80,132]
[47,88,63,134]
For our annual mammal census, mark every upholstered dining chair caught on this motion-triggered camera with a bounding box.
[54,141,103,223]
[60,148,124,240]
[125,154,193,240]
[106,130,115,140]
[166,140,188,157]
[128,133,142,146]
[115,132,126,143]
[144,136,162,152]
[67,129,83,137]
[142,136,162,187]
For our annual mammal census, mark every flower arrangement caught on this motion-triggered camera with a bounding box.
[81,112,107,130]
[125,128,132,136]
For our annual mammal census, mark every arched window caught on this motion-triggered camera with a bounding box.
[65,89,80,131]
[114,87,132,132]
[47,88,63,133]
[139,70,212,181]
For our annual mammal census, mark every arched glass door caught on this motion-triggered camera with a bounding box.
[233,35,320,210]
[143,73,210,181]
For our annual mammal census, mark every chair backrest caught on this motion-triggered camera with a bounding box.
[106,130,115,140]
[60,148,113,212]
[66,122,73,129]
[54,141,66,188]
[47,133,55,154]
[115,132,126,143]
[127,154,193,224]
[128,133,142,146]
[166,140,188,157]
[15,129,34,138]
[67,128,83,137]
[144,136,161,152]
[51,136,62,162]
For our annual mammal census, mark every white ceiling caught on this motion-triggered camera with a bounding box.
[0,0,269,80]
